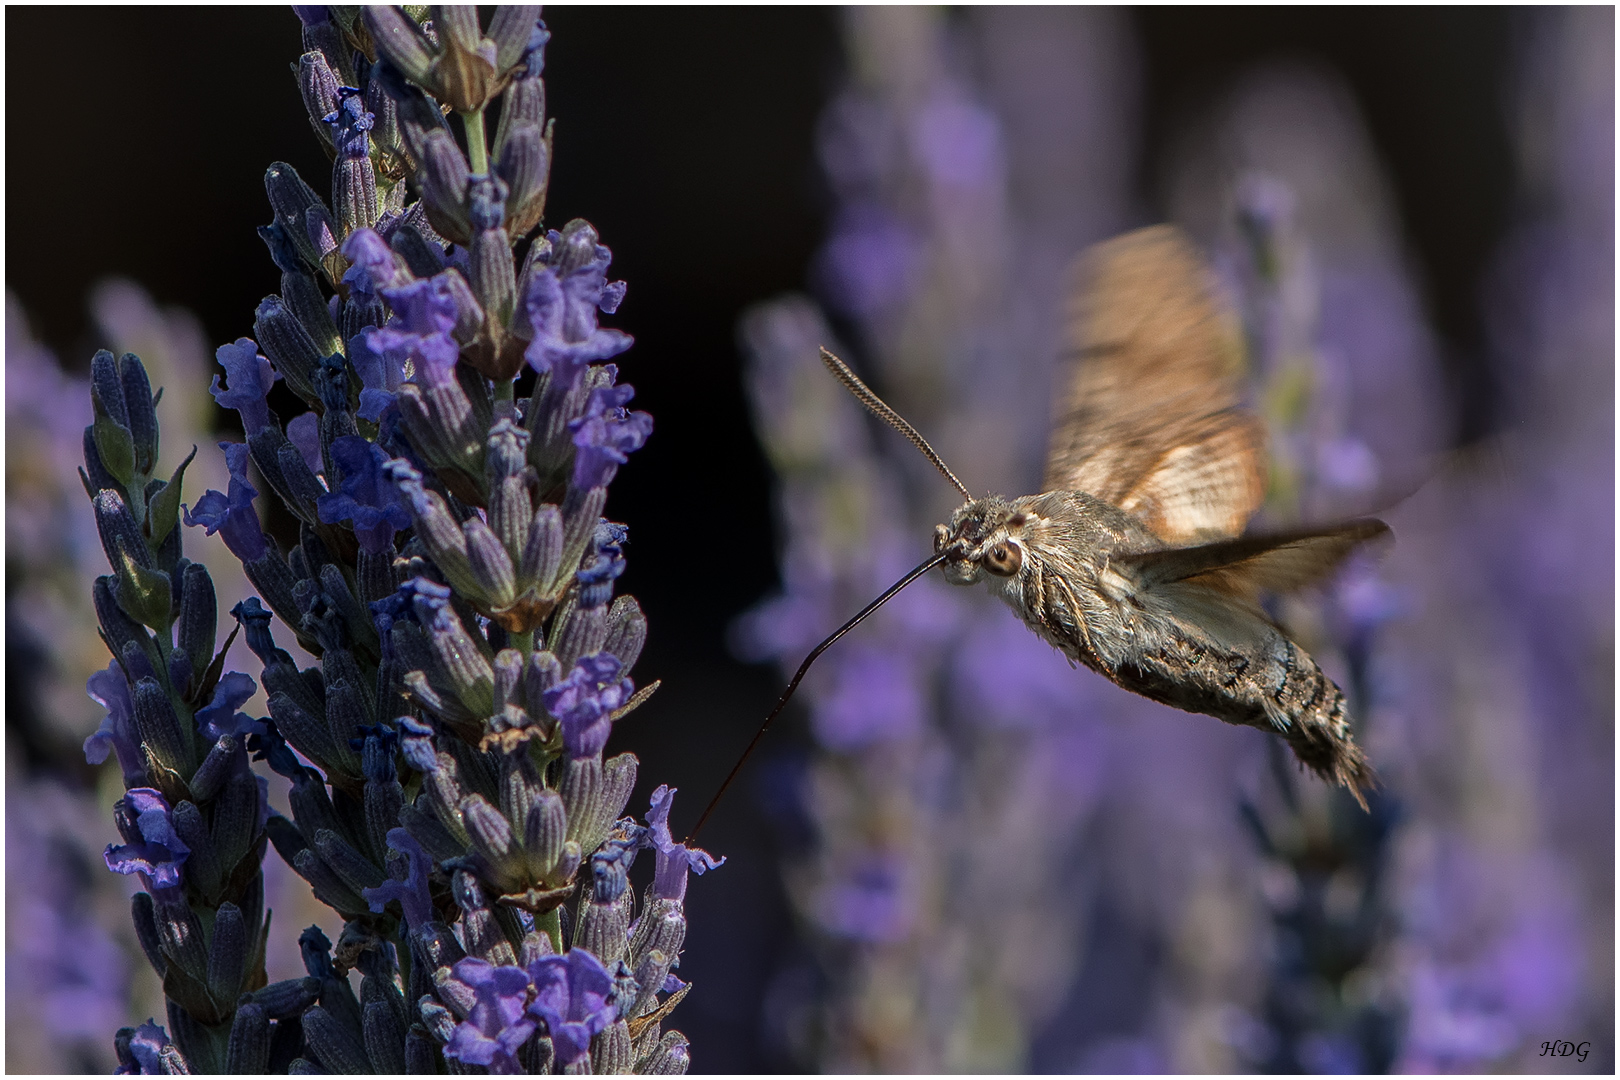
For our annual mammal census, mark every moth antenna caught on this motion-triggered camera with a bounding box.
[820,347,973,502]
[687,550,948,842]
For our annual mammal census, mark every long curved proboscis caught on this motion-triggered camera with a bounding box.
[687,550,949,843]
[820,347,972,503]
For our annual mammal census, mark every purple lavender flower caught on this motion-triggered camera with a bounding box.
[209,338,279,435]
[316,434,412,553]
[181,441,268,562]
[542,652,632,759]
[194,670,265,742]
[341,226,407,297]
[644,785,724,902]
[285,411,324,476]
[521,230,633,384]
[526,949,618,1067]
[118,1019,179,1075]
[368,274,465,389]
[441,957,538,1074]
[103,789,190,892]
[349,327,409,422]
[811,646,924,750]
[569,384,653,490]
[362,827,435,930]
[322,85,374,160]
[814,852,910,944]
[576,521,628,608]
[84,664,145,784]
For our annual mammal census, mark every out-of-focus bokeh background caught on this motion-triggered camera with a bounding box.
[7,6,1610,1073]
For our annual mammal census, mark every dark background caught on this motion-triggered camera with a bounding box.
[7,7,1516,1071]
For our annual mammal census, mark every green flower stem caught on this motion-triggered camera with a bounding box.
[462,108,489,175]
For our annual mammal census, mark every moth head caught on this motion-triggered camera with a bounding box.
[935,497,1028,586]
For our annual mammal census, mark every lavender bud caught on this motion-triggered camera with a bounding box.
[94,576,157,673]
[364,73,403,165]
[301,10,356,86]
[522,648,562,713]
[364,5,437,85]
[575,897,630,967]
[207,903,249,1005]
[254,295,324,408]
[561,757,602,845]
[603,595,647,673]
[465,515,517,606]
[212,770,263,871]
[225,1001,270,1074]
[364,998,409,1073]
[390,224,446,278]
[487,5,541,73]
[94,487,153,572]
[284,266,343,356]
[524,789,567,881]
[119,353,160,477]
[177,563,217,680]
[642,1031,691,1075]
[302,1005,371,1076]
[133,676,190,775]
[552,601,608,672]
[417,996,458,1044]
[404,1027,439,1072]
[155,893,211,983]
[187,735,236,805]
[265,162,333,272]
[399,800,467,863]
[270,692,341,771]
[417,129,472,244]
[592,1020,633,1075]
[90,350,136,483]
[630,947,675,1020]
[298,51,340,143]
[493,648,525,709]
[252,977,323,1019]
[313,828,387,895]
[131,892,167,976]
[170,801,219,898]
[521,502,564,591]
[497,125,550,239]
[295,848,371,916]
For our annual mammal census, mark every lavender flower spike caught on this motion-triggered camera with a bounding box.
[645,785,724,902]
[104,789,190,892]
[441,957,537,1074]
[527,949,618,1067]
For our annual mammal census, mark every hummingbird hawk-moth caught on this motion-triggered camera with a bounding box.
[691,225,1387,840]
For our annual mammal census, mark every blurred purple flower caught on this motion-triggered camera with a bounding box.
[527,949,618,1067]
[209,338,279,435]
[816,202,918,318]
[441,957,537,1074]
[814,852,910,943]
[811,647,924,750]
[644,785,724,902]
[104,789,190,892]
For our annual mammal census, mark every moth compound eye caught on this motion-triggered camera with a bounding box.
[984,542,1022,577]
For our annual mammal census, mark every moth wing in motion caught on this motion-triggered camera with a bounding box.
[1118,518,1394,606]
[1044,224,1266,544]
